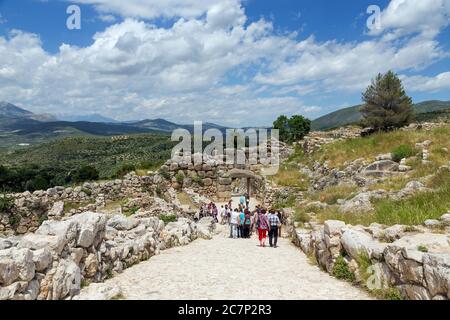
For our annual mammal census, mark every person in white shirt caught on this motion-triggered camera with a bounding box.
[220,205,226,224]
[229,209,240,239]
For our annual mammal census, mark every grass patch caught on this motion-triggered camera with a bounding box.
[159,214,177,224]
[0,193,14,212]
[332,256,356,283]
[372,287,404,300]
[124,206,139,216]
[313,125,450,168]
[293,208,311,224]
[271,163,309,189]
[272,192,297,210]
[63,201,94,213]
[306,184,358,205]
[373,184,450,225]
[391,144,417,162]
[417,245,429,253]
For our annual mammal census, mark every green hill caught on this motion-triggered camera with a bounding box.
[0,134,175,191]
[311,100,450,131]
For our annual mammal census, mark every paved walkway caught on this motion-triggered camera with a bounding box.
[85,225,373,300]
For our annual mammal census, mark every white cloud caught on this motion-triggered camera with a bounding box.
[98,14,117,23]
[73,0,241,20]
[0,0,449,126]
[369,0,450,39]
[402,72,450,92]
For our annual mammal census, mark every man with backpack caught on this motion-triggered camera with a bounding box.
[268,209,281,248]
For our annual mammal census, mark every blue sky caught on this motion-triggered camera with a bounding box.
[0,0,449,126]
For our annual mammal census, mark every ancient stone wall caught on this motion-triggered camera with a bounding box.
[291,218,450,300]
[0,211,215,300]
[0,173,170,235]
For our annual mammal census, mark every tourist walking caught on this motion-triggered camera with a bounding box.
[238,208,245,238]
[255,209,269,247]
[230,208,240,239]
[243,209,251,238]
[268,210,281,248]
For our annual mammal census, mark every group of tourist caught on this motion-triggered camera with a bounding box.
[195,202,219,222]
[193,195,284,248]
[220,199,284,248]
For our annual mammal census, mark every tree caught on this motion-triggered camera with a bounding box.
[288,115,311,142]
[361,70,415,130]
[273,115,311,143]
[71,165,99,183]
[273,115,289,142]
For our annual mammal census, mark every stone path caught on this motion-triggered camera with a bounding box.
[81,225,373,300]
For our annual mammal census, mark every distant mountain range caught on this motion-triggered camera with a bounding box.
[0,101,57,122]
[1,99,449,148]
[311,100,450,131]
[0,102,229,148]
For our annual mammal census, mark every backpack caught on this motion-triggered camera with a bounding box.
[245,214,251,225]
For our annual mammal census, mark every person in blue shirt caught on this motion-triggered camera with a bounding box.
[238,209,245,238]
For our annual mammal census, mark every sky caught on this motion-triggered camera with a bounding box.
[0,0,449,127]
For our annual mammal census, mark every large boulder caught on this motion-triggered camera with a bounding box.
[363,160,399,177]
[341,193,373,212]
[51,259,81,300]
[0,248,35,283]
[341,228,387,260]
[48,201,64,218]
[422,253,450,298]
[107,215,139,231]
[71,212,107,248]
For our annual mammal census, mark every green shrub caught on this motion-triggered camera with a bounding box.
[8,214,21,229]
[159,167,170,180]
[391,144,416,162]
[124,206,139,216]
[175,172,185,184]
[81,188,92,196]
[71,166,99,183]
[115,163,136,178]
[373,287,404,300]
[159,214,177,224]
[417,245,428,253]
[0,194,13,212]
[332,256,356,282]
[293,208,311,224]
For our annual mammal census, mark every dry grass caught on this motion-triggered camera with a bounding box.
[306,184,358,204]
[271,163,310,190]
[313,125,450,169]
[177,192,198,209]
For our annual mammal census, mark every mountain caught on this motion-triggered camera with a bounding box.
[59,113,119,123]
[131,118,227,133]
[0,101,57,122]
[311,100,450,131]
[0,101,34,118]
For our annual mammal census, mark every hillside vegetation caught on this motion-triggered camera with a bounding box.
[0,134,175,192]
[274,123,450,227]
